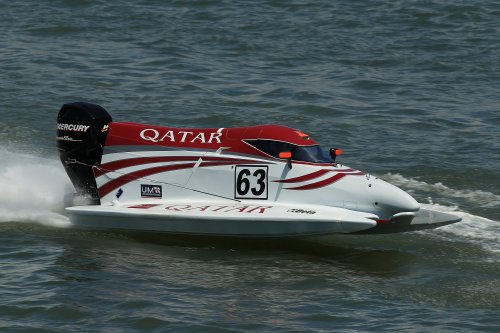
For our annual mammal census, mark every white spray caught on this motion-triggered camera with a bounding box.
[0,147,71,227]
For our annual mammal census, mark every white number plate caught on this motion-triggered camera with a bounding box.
[234,165,268,199]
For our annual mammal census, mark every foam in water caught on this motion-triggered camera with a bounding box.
[383,173,500,253]
[419,203,500,253]
[0,148,71,227]
[383,173,500,209]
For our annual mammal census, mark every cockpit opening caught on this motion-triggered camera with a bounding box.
[245,139,334,163]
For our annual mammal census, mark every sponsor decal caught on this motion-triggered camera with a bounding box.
[141,184,162,198]
[287,208,316,215]
[164,204,272,214]
[57,123,91,132]
[139,128,224,144]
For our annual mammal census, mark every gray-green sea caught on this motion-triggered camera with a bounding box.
[1,1,499,332]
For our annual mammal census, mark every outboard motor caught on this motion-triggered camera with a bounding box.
[57,102,112,205]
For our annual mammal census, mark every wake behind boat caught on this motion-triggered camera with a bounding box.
[57,102,460,237]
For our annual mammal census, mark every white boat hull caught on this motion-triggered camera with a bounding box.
[66,201,460,236]
[67,201,378,236]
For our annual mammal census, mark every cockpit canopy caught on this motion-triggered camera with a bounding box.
[245,139,334,163]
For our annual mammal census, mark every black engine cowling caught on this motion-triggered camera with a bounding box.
[57,102,112,205]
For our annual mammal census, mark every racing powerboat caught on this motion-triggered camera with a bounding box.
[57,102,461,237]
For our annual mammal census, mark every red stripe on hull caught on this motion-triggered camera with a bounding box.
[98,162,196,198]
[274,168,362,184]
[97,160,265,198]
[274,169,331,183]
[284,171,365,190]
[94,156,198,177]
[95,156,270,177]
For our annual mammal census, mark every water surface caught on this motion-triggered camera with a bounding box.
[1,0,499,332]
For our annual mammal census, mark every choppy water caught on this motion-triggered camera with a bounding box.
[1,0,499,332]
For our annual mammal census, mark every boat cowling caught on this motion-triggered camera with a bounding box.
[57,102,112,205]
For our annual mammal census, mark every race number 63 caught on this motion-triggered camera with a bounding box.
[234,165,268,199]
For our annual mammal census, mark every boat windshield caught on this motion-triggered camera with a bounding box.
[246,140,333,163]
